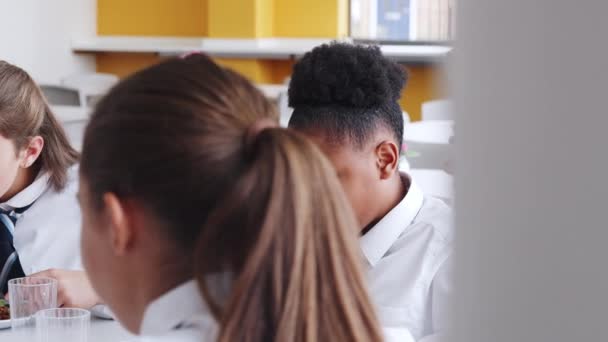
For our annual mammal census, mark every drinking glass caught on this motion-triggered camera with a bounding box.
[8,277,58,338]
[36,308,90,342]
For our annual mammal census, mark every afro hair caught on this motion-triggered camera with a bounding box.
[288,43,408,149]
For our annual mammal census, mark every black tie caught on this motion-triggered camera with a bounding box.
[0,206,29,294]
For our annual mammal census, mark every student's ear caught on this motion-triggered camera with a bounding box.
[102,193,135,256]
[19,136,44,169]
[375,141,400,180]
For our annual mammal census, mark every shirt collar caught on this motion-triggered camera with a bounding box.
[360,172,424,267]
[140,280,211,336]
[0,172,50,211]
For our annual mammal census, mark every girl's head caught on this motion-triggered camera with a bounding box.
[79,54,383,341]
[0,61,78,201]
[288,43,407,229]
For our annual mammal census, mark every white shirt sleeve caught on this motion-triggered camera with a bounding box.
[384,327,416,342]
[419,257,452,342]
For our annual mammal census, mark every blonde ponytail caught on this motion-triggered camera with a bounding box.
[196,128,383,342]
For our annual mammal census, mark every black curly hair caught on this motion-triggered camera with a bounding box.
[288,43,407,149]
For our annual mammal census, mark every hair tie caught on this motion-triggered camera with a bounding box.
[245,118,278,147]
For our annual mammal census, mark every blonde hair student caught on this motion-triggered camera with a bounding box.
[78,54,413,341]
[0,61,97,308]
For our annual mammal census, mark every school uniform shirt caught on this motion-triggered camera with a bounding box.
[134,281,216,342]
[361,172,453,341]
[133,280,416,342]
[0,166,82,275]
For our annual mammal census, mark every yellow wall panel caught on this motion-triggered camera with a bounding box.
[214,58,275,83]
[95,0,442,117]
[97,54,285,85]
[98,0,207,36]
[269,59,294,84]
[97,53,163,78]
[274,0,348,37]
[400,65,444,121]
[208,0,274,38]
[208,0,257,37]
[256,0,274,37]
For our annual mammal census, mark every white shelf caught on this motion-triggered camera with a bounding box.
[72,36,450,62]
[72,36,343,60]
[72,36,206,54]
[380,44,451,62]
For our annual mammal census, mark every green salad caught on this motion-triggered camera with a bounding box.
[0,299,9,320]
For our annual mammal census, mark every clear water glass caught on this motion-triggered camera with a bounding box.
[8,277,58,338]
[36,308,90,342]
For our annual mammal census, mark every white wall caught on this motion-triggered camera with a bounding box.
[453,0,608,341]
[0,0,96,84]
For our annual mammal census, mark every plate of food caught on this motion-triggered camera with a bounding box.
[0,299,10,329]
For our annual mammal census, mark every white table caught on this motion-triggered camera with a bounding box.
[403,120,454,144]
[408,169,454,204]
[403,120,454,171]
[0,318,134,341]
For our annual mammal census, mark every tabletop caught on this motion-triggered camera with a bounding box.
[409,168,454,203]
[404,120,454,144]
[0,318,134,342]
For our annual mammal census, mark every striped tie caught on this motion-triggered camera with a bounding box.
[0,208,27,294]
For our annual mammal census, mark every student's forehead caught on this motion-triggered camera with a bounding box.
[306,119,393,142]
[301,130,348,151]
[302,131,367,163]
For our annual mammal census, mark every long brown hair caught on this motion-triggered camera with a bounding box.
[81,54,383,342]
[0,61,79,190]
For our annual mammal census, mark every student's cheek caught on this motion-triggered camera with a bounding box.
[80,216,96,276]
[0,138,20,198]
[0,160,18,199]
[80,212,106,294]
[337,175,367,226]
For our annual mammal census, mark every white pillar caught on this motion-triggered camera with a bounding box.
[453,1,608,341]
[0,0,96,84]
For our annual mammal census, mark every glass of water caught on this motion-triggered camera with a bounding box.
[36,308,90,342]
[8,277,58,338]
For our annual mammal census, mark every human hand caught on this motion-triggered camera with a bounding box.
[29,269,100,309]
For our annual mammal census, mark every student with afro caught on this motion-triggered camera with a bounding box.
[288,43,453,341]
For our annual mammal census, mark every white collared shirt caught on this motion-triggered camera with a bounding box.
[0,166,82,274]
[133,280,415,342]
[135,281,217,342]
[361,172,453,341]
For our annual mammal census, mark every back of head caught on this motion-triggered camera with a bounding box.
[81,54,383,342]
[288,43,407,149]
[0,60,78,190]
